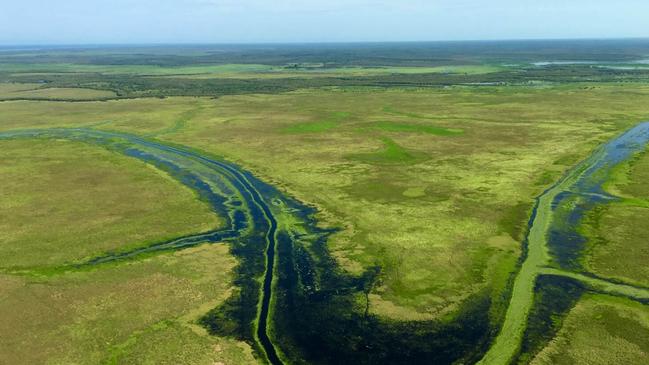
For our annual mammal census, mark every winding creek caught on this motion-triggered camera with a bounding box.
[3,123,649,364]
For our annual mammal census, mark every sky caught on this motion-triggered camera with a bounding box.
[1,0,648,44]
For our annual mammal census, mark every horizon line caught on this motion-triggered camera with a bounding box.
[2,36,649,48]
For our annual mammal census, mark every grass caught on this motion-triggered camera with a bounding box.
[0,97,205,132]
[281,111,350,133]
[0,244,257,364]
[172,65,504,79]
[364,120,464,136]
[0,136,254,363]
[3,47,649,363]
[0,138,220,269]
[281,120,338,133]
[348,136,427,165]
[585,205,649,285]
[477,145,589,365]
[1,63,502,79]
[0,84,116,100]
[0,62,277,76]
[2,83,649,324]
[530,294,649,365]
[581,147,649,287]
[0,82,44,94]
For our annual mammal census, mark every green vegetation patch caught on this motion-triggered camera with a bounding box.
[281,111,350,133]
[0,82,44,94]
[0,244,256,365]
[282,120,337,133]
[344,175,452,203]
[1,62,276,76]
[583,204,649,286]
[382,105,440,120]
[348,137,427,165]
[1,87,116,100]
[0,83,116,100]
[531,294,649,365]
[365,120,463,136]
[582,147,649,287]
[0,138,220,269]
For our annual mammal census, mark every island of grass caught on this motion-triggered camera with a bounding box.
[0,82,116,100]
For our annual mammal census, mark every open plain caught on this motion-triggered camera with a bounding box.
[1,41,649,364]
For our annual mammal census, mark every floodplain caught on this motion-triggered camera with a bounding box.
[1,40,649,364]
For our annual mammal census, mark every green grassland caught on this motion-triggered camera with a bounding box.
[361,120,464,136]
[281,111,350,133]
[161,65,504,79]
[3,83,649,324]
[348,136,428,165]
[0,63,276,76]
[530,294,649,365]
[3,43,649,363]
[0,62,502,79]
[0,138,220,270]
[0,82,44,93]
[0,137,255,364]
[581,147,649,287]
[0,244,256,365]
[0,82,117,100]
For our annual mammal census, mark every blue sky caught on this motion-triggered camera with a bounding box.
[1,0,648,44]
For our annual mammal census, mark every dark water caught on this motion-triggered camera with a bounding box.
[514,276,586,364]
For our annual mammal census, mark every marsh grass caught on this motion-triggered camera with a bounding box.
[0,244,256,364]
[363,120,464,136]
[3,84,649,322]
[0,138,220,269]
[581,147,649,287]
[530,294,649,365]
[281,111,350,133]
[348,136,428,165]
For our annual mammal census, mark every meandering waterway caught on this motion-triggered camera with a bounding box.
[4,123,649,365]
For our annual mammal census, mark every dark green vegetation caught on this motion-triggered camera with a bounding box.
[3,40,649,364]
[3,40,649,99]
[515,276,586,364]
